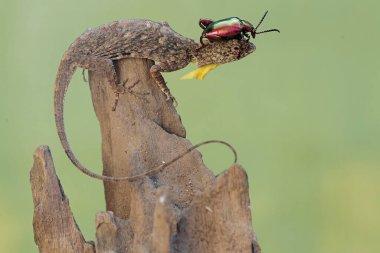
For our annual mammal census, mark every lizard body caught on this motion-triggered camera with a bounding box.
[54,19,255,181]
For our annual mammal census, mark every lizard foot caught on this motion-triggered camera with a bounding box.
[112,92,121,111]
[125,80,150,101]
[112,79,150,111]
[82,69,88,82]
[165,92,178,107]
[112,79,128,111]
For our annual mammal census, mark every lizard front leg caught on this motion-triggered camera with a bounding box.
[150,62,178,106]
[150,58,191,106]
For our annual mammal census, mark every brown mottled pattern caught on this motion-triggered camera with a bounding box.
[195,39,255,66]
[70,19,196,64]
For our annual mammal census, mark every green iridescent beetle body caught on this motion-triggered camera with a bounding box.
[199,11,280,45]
[200,17,251,44]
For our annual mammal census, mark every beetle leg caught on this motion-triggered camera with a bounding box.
[204,34,222,41]
[200,37,206,45]
[200,34,221,46]
[243,33,250,42]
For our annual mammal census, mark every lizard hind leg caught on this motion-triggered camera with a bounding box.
[76,56,128,110]
[76,56,126,94]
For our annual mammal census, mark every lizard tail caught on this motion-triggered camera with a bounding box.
[54,58,238,182]
[54,57,111,180]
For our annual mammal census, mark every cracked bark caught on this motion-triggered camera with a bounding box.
[30,58,261,253]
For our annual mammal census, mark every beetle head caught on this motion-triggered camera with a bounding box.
[194,39,255,67]
[242,20,254,34]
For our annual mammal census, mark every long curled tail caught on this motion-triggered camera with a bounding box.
[54,57,107,180]
[111,139,238,182]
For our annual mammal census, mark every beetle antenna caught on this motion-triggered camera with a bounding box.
[255,10,269,31]
[254,11,280,36]
[256,29,280,35]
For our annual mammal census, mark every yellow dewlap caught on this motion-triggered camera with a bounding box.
[180,64,221,80]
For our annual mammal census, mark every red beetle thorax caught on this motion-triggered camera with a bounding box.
[243,24,253,33]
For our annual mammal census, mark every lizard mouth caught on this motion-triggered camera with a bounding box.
[239,41,255,59]
[246,42,256,53]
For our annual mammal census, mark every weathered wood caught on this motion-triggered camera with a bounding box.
[88,58,215,220]
[31,57,261,253]
[95,211,131,252]
[30,146,95,253]
[174,164,261,253]
[151,187,176,253]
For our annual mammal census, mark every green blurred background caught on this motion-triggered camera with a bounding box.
[1,0,379,252]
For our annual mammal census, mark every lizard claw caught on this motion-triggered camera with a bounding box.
[82,69,88,82]
[119,79,129,93]
[166,94,178,107]
[112,79,153,111]
[112,79,129,111]
[125,80,150,99]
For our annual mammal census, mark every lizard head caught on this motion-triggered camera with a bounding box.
[193,39,255,67]
[181,39,255,80]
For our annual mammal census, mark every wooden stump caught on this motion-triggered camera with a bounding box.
[30,58,260,253]
[30,146,95,253]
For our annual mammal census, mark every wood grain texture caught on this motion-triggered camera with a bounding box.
[174,164,261,253]
[30,146,95,253]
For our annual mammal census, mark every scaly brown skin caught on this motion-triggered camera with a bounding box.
[54,19,255,181]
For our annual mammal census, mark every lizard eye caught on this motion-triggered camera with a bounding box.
[233,46,239,51]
